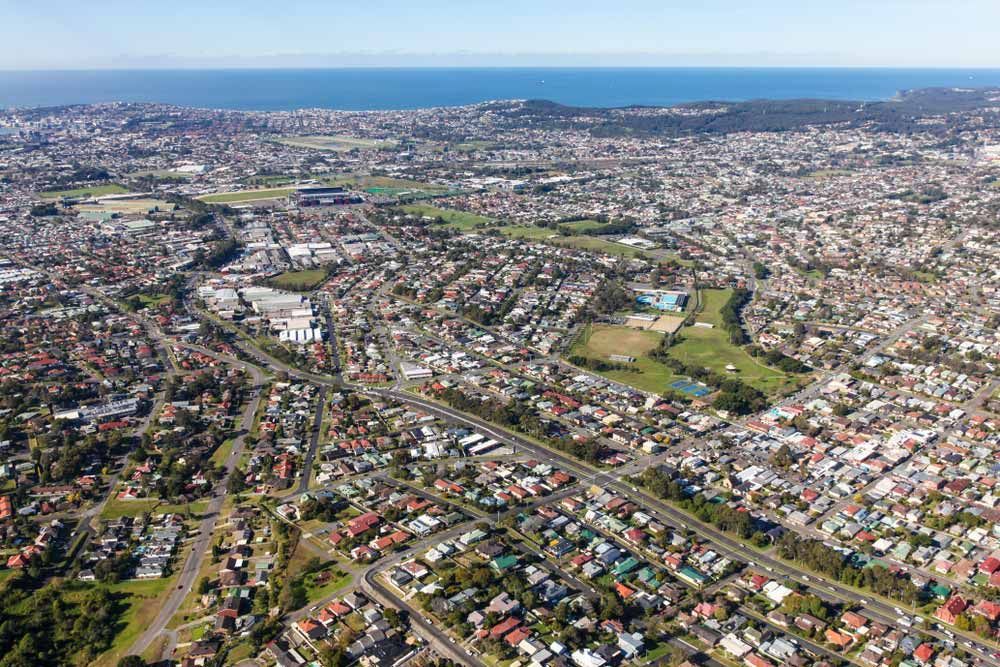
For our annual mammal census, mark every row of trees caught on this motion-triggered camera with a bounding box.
[639,468,765,542]
[638,468,925,606]
[566,354,638,374]
[430,386,604,463]
[775,532,921,605]
[746,345,811,373]
[651,349,768,415]
[718,288,751,345]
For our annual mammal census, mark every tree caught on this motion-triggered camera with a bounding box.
[117,657,147,667]
[599,592,624,620]
[30,203,59,217]
[384,607,402,628]
[319,645,347,667]
[769,444,794,469]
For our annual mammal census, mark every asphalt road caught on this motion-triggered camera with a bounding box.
[361,565,487,667]
[180,289,1000,665]
[369,391,1000,667]
[297,385,328,493]
[66,389,168,566]
[126,360,265,658]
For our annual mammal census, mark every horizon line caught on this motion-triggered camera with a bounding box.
[4,64,1000,73]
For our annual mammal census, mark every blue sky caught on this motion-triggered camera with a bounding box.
[3,0,999,69]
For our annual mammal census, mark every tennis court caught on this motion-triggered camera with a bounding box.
[669,379,712,397]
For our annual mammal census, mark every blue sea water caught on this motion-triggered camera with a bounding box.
[2,68,1000,111]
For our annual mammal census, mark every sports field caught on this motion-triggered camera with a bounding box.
[401,203,493,230]
[568,289,803,397]
[668,288,802,395]
[277,135,397,152]
[568,324,680,394]
[39,184,129,199]
[75,198,175,215]
[552,235,647,258]
[198,187,294,203]
[499,224,560,240]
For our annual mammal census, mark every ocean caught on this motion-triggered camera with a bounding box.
[2,68,1000,111]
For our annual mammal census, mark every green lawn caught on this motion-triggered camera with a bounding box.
[303,566,354,604]
[198,187,295,203]
[553,235,647,258]
[225,642,255,664]
[694,288,733,327]
[39,184,129,199]
[642,639,679,664]
[558,219,610,234]
[499,224,561,240]
[567,324,681,395]
[92,578,174,667]
[672,288,798,395]
[134,293,171,308]
[269,269,328,291]
[792,266,826,282]
[669,325,794,394]
[401,203,493,230]
[657,254,696,268]
[571,323,661,358]
[569,296,799,397]
[210,438,236,467]
[244,174,296,186]
[100,497,210,520]
[453,140,498,152]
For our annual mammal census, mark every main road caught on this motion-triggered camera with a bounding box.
[184,292,1000,665]
[298,385,328,493]
[126,356,266,659]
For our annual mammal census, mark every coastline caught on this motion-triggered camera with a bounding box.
[3,66,1000,112]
